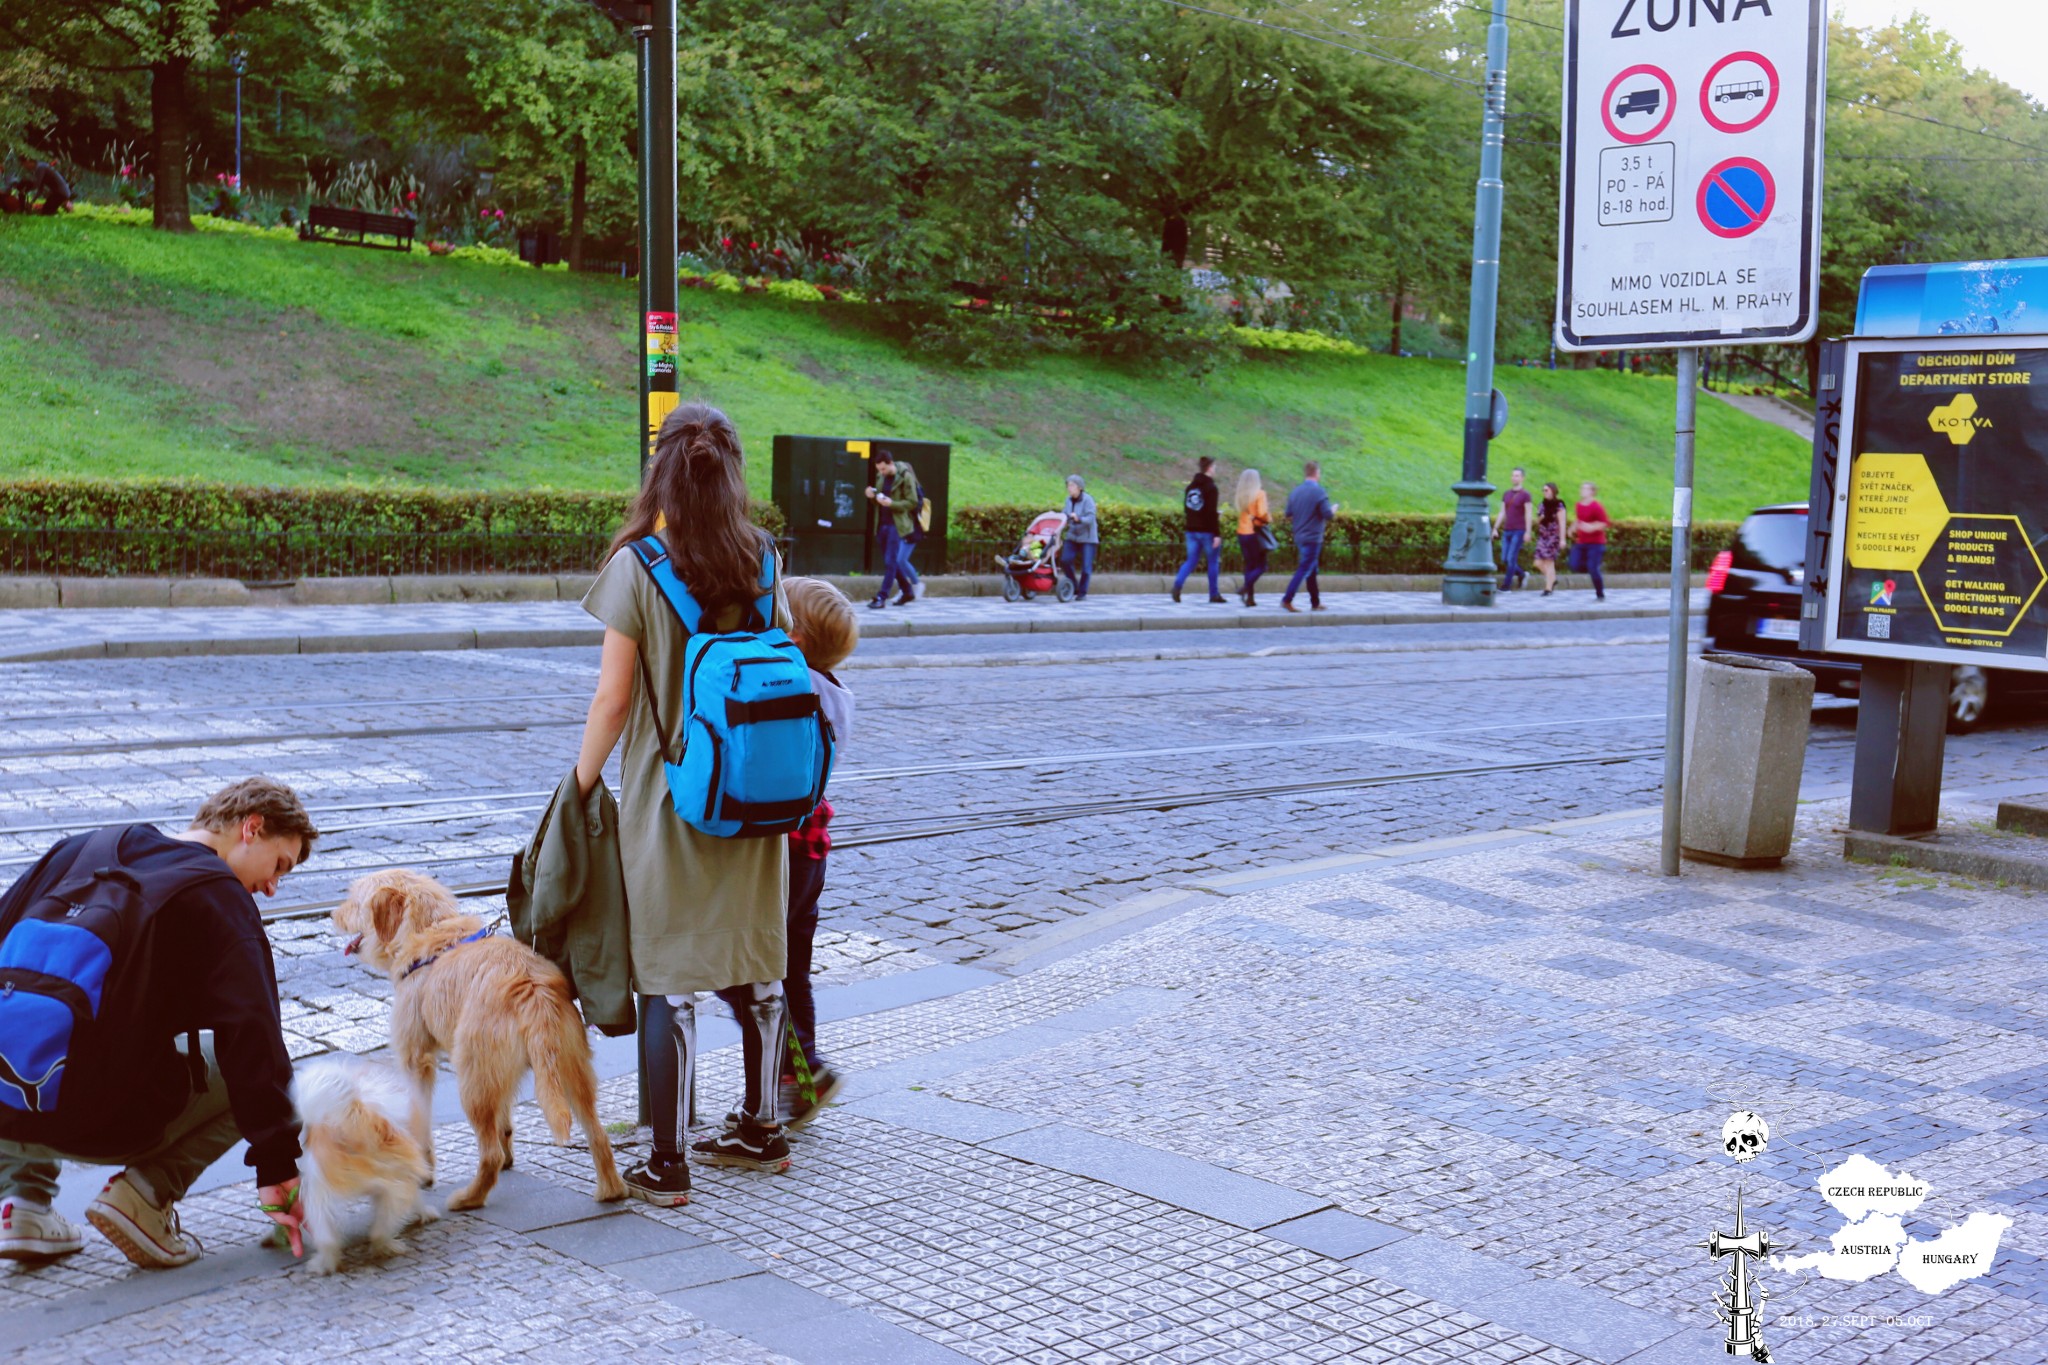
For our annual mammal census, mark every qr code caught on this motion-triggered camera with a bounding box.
[1867,615,1891,640]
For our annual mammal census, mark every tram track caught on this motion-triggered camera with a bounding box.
[0,668,1683,759]
[0,710,1678,851]
[249,745,1671,923]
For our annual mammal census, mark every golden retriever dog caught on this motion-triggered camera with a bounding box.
[334,869,627,1210]
[292,1055,437,1275]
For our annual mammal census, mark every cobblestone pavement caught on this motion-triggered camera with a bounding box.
[2,630,2044,1360]
[10,803,2042,1362]
[0,587,1698,661]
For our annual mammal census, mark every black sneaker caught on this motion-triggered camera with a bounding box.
[1208,596,1228,604]
[691,1114,793,1172]
[621,1155,691,1206]
[866,596,888,610]
[1170,586,1181,603]
[780,1064,845,1133]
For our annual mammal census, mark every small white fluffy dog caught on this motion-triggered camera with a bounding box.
[291,1055,438,1275]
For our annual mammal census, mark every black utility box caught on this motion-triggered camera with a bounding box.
[771,436,950,576]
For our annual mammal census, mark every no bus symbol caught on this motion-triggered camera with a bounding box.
[1697,157,1775,239]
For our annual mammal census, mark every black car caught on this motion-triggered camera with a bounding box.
[1704,503,2048,732]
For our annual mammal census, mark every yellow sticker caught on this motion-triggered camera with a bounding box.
[847,440,871,459]
[647,392,679,446]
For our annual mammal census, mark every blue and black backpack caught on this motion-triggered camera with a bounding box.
[0,828,211,1121]
[630,534,834,839]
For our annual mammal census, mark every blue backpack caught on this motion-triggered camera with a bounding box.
[0,828,213,1120]
[630,535,834,838]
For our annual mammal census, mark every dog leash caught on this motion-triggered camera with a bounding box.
[400,921,501,980]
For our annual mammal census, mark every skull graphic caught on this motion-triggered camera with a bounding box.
[1721,1110,1770,1163]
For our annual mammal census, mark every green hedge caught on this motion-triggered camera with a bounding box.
[0,482,1730,577]
[0,480,785,536]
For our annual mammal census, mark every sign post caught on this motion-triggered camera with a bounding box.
[1557,0,1826,875]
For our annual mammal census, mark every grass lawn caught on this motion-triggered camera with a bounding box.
[0,211,1811,518]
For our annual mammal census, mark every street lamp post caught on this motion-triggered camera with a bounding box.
[1440,0,1510,608]
[229,49,248,191]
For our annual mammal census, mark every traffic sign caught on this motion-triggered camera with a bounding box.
[1820,335,2048,673]
[1697,158,1774,239]
[1556,0,1825,351]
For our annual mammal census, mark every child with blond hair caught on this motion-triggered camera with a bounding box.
[771,577,858,1125]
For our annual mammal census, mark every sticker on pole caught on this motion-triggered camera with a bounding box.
[1556,1,1825,350]
[1697,159,1775,239]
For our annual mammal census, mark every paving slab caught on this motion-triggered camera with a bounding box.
[984,1123,1333,1231]
[528,1209,707,1264]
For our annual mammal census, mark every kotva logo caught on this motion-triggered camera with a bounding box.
[1929,393,1990,446]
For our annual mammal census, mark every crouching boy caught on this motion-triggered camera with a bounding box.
[0,778,316,1266]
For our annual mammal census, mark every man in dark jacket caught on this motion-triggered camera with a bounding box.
[1171,456,1226,604]
[0,778,315,1267]
[1281,461,1337,613]
[864,449,922,610]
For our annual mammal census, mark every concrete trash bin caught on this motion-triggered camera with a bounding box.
[1682,653,1816,867]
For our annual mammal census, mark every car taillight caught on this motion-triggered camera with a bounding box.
[1706,550,1734,594]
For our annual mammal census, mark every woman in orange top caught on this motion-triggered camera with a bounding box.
[1234,469,1272,607]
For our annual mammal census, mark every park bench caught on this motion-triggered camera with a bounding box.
[299,204,415,252]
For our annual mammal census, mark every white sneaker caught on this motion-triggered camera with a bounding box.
[913,581,927,600]
[86,1172,201,1268]
[0,1199,85,1260]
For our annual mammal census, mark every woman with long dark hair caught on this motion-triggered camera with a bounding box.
[1532,481,1568,596]
[573,402,794,1206]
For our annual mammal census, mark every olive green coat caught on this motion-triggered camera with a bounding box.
[583,544,789,994]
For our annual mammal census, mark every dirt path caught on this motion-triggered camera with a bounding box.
[1709,388,1813,440]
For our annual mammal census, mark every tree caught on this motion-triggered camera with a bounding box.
[0,1,272,229]
[465,2,635,267]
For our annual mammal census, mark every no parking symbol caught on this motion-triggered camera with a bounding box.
[1697,158,1775,239]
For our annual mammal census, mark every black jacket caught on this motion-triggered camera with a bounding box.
[1183,472,1220,534]
[0,826,301,1184]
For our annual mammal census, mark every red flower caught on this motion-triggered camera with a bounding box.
[480,208,491,218]
[773,247,784,256]
[720,236,733,248]
[748,241,759,250]
[405,190,418,202]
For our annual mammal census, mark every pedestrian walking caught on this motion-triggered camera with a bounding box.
[1532,481,1568,596]
[1170,456,1226,604]
[1059,475,1099,601]
[1235,468,1272,607]
[770,579,857,1126]
[1495,466,1531,591]
[1280,460,1336,613]
[576,402,799,1205]
[0,778,316,1269]
[863,448,921,609]
[1571,480,1611,601]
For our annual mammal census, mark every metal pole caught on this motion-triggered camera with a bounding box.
[643,0,679,477]
[1440,0,1509,607]
[234,77,243,187]
[1661,347,1699,875]
[634,25,652,483]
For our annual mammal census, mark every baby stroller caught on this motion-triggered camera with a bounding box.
[999,510,1075,602]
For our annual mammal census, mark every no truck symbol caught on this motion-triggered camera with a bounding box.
[1697,158,1775,239]
[1602,64,1676,144]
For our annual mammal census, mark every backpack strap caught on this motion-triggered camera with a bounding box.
[629,534,705,636]
[748,544,777,633]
